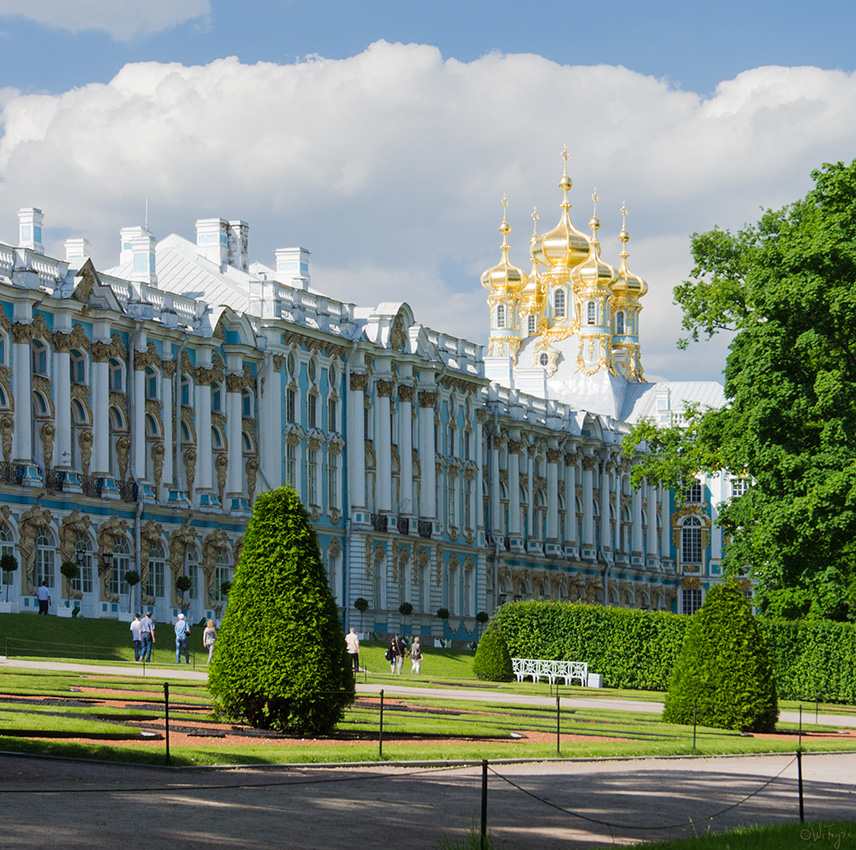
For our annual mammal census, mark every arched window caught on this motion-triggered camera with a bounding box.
[0,329,8,366]
[109,358,124,392]
[73,536,93,595]
[215,552,231,603]
[70,350,86,384]
[496,304,506,329]
[554,289,566,319]
[587,301,596,325]
[681,516,702,566]
[0,525,14,589]
[32,340,49,376]
[185,546,200,602]
[146,545,166,599]
[180,374,192,406]
[241,388,253,418]
[527,314,537,335]
[616,311,625,334]
[145,366,159,400]
[36,532,56,588]
[110,539,130,596]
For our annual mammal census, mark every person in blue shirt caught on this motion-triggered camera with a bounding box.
[174,613,191,664]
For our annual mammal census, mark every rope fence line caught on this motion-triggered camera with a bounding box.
[486,755,798,832]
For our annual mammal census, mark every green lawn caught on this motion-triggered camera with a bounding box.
[618,822,856,850]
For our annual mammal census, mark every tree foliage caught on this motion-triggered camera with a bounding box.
[625,160,856,619]
[208,487,354,734]
[472,620,513,682]
[663,584,778,732]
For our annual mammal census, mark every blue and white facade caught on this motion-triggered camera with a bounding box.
[0,170,732,633]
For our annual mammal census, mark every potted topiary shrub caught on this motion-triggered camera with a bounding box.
[436,607,450,647]
[174,574,192,612]
[354,597,369,635]
[124,569,140,614]
[399,601,413,632]
[475,609,490,640]
[59,560,80,611]
[0,552,18,608]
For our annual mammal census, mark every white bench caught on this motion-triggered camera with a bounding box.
[512,658,589,686]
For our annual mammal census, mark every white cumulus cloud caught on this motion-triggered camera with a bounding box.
[0,42,854,381]
[0,0,210,41]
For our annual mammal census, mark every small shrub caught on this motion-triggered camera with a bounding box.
[473,621,513,682]
[663,583,778,732]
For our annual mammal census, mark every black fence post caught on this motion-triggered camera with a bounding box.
[797,748,805,822]
[480,759,488,850]
[379,689,384,760]
[556,695,561,756]
[164,682,171,765]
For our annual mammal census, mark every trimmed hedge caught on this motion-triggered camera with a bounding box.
[491,600,856,704]
[472,621,513,681]
[663,584,777,732]
[208,487,355,734]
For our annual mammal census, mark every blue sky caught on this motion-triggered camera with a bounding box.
[0,1,854,382]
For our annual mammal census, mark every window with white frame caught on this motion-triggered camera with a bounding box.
[326,452,339,511]
[463,477,473,530]
[72,538,93,595]
[496,304,506,328]
[70,350,86,384]
[215,552,231,602]
[682,587,703,615]
[307,394,318,430]
[286,387,297,424]
[684,480,703,503]
[147,546,165,598]
[554,289,566,319]
[36,533,55,588]
[447,476,457,527]
[307,448,319,506]
[527,314,536,335]
[111,541,130,596]
[586,301,596,325]
[32,339,49,377]
[616,311,625,334]
[681,516,703,566]
[286,443,297,487]
[327,397,338,433]
[109,358,124,392]
[186,547,199,600]
[145,366,159,400]
[731,477,749,498]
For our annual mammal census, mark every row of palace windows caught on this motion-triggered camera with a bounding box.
[286,388,339,433]
[285,444,341,512]
[496,299,636,335]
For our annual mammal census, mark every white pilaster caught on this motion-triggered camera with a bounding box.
[418,388,437,520]
[398,382,414,515]
[347,371,367,511]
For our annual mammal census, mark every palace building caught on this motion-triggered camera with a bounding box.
[0,153,733,633]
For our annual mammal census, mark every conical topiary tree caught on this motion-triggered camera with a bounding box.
[663,582,778,732]
[473,619,514,682]
[208,486,354,734]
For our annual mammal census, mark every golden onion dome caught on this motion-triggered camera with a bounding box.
[576,189,617,289]
[611,203,648,298]
[480,195,528,295]
[531,147,590,270]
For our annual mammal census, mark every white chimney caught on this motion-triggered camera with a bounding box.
[18,208,45,254]
[196,218,229,268]
[228,220,249,271]
[119,226,157,285]
[65,238,92,263]
[275,247,311,290]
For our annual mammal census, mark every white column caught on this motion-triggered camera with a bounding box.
[600,460,612,554]
[11,322,33,465]
[225,369,245,509]
[194,355,214,507]
[564,451,578,552]
[646,479,660,568]
[659,483,671,559]
[489,432,501,536]
[347,372,367,510]
[418,389,437,519]
[546,447,560,544]
[52,322,72,470]
[507,439,522,538]
[258,353,283,489]
[475,410,485,533]
[631,472,643,561]
[132,340,147,482]
[375,376,393,513]
[398,384,414,515]
[91,331,111,480]
[581,454,596,553]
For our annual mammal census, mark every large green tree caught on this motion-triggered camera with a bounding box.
[625,160,856,620]
[208,487,354,734]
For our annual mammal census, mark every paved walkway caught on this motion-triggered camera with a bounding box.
[3,657,856,729]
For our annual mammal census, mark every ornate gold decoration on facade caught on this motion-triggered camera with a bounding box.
[215,453,228,505]
[397,384,415,403]
[201,528,230,610]
[116,436,131,483]
[349,373,369,393]
[162,360,176,379]
[681,576,702,590]
[79,429,93,476]
[40,422,55,471]
[245,456,259,505]
[96,516,129,603]
[139,520,165,606]
[418,390,437,408]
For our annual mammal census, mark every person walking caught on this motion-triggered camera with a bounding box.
[385,637,398,674]
[36,580,51,615]
[410,636,422,675]
[130,613,142,662]
[345,627,360,673]
[203,619,217,664]
[174,613,191,664]
[139,610,155,662]
[395,634,407,675]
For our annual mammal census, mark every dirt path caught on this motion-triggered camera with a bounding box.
[2,751,854,849]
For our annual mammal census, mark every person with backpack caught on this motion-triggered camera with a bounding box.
[174,613,191,664]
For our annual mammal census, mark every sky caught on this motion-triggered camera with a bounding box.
[0,1,855,383]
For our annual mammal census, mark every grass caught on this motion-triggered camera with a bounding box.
[619,821,856,849]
